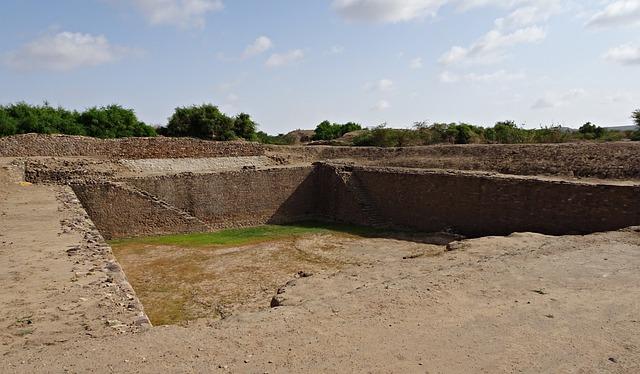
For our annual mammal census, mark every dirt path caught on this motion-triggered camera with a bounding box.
[0,160,147,355]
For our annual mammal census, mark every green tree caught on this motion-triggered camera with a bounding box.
[578,122,605,139]
[163,104,240,140]
[233,113,257,140]
[0,107,17,136]
[1,102,84,135]
[312,120,362,141]
[340,122,362,134]
[632,109,640,141]
[313,120,339,140]
[489,121,528,144]
[255,131,296,145]
[78,105,155,138]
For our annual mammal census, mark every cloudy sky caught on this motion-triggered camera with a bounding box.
[1,0,639,132]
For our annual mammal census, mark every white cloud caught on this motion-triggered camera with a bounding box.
[587,0,640,28]
[439,69,525,83]
[531,97,555,109]
[265,49,304,67]
[373,99,391,110]
[132,0,223,28]
[531,88,586,110]
[409,57,423,69]
[456,0,515,11]
[366,79,394,91]
[604,43,640,65]
[494,1,563,29]
[242,36,273,59]
[4,31,132,71]
[439,26,546,65]
[331,0,446,23]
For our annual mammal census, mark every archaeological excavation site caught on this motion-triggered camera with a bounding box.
[2,134,640,372]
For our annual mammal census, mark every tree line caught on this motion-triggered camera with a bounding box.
[0,102,259,141]
[1,102,639,146]
[0,102,156,138]
[311,113,640,147]
[350,120,639,147]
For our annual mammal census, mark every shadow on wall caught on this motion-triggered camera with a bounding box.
[72,164,640,240]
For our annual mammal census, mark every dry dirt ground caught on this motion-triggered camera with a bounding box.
[1,159,640,373]
[110,233,453,326]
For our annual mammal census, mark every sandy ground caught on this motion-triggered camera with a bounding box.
[111,233,452,325]
[0,160,147,355]
[2,158,640,373]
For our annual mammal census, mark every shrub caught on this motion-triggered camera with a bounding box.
[632,109,640,141]
[578,122,605,140]
[0,107,18,136]
[160,104,255,141]
[162,104,228,140]
[79,105,155,138]
[533,126,569,143]
[233,113,257,140]
[255,131,296,145]
[1,102,84,135]
[312,120,362,141]
[352,125,418,147]
[488,121,530,144]
[0,102,155,138]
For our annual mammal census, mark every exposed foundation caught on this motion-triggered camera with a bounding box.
[66,163,640,240]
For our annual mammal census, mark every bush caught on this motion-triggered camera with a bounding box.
[255,131,296,145]
[162,104,228,140]
[160,104,256,141]
[79,105,155,138]
[578,122,605,140]
[533,126,569,143]
[233,113,257,141]
[488,121,530,143]
[312,121,362,141]
[352,125,420,147]
[1,102,84,136]
[0,102,155,138]
[633,109,640,141]
[0,107,18,136]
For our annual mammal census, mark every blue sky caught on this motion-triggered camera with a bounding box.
[1,0,639,133]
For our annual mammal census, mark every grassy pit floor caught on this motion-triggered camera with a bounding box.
[109,223,379,326]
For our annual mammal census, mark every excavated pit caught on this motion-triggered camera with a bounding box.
[4,137,640,371]
[22,159,640,326]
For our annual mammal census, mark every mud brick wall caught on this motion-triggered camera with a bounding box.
[345,167,640,236]
[0,134,264,159]
[267,142,640,180]
[72,182,209,239]
[313,164,369,226]
[124,167,318,230]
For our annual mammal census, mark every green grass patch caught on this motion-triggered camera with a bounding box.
[109,222,378,249]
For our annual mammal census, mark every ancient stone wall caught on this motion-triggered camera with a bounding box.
[68,163,640,240]
[124,167,318,231]
[314,164,369,227]
[329,166,640,236]
[71,182,209,239]
[267,142,640,179]
[4,134,640,179]
[0,134,264,159]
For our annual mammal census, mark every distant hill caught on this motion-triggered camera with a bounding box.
[558,125,636,132]
[604,125,637,132]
